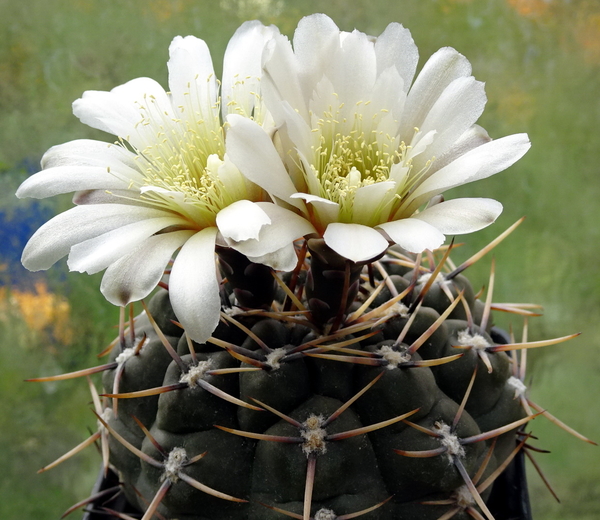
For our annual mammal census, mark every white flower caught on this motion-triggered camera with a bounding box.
[226,14,531,263]
[16,21,313,343]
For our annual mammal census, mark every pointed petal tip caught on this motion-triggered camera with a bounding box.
[415,197,503,236]
[169,228,221,345]
[377,218,445,254]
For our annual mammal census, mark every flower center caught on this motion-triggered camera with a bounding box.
[308,127,404,219]
[302,100,435,225]
[113,92,263,228]
[317,132,401,193]
[136,92,224,191]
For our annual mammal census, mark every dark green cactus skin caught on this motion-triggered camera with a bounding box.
[102,247,526,520]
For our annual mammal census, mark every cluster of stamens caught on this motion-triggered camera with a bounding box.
[315,132,400,195]
[112,90,262,226]
[301,100,439,226]
[300,103,404,212]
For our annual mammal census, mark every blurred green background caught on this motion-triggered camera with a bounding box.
[1,0,599,518]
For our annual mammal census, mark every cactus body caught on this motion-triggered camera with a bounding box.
[99,240,534,520]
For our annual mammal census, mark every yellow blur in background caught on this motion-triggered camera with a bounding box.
[0,279,72,347]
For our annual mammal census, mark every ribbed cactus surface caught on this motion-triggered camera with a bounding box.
[96,236,544,520]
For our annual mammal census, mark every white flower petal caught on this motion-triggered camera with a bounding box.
[400,47,472,141]
[41,139,138,170]
[101,230,195,306]
[110,76,172,107]
[67,216,183,274]
[168,35,218,124]
[226,115,303,208]
[21,204,167,271]
[417,75,487,160]
[221,21,279,119]
[289,192,337,205]
[407,130,437,161]
[375,22,418,91]
[292,14,341,102]
[16,166,136,199]
[290,192,340,226]
[363,67,406,127]
[323,223,389,263]
[247,243,298,271]
[431,124,491,173]
[216,200,271,242]
[377,218,446,253]
[73,78,172,150]
[410,133,531,206]
[277,100,315,162]
[169,227,220,344]
[352,181,396,225]
[331,29,377,108]
[413,198,503,234]
[389,167,410,197]
[262,34,308,122]
[72,189,146,206]
[73,90,141,140]
[230,202,316,257]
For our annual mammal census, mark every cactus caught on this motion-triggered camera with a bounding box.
[17,13,594,520]
[30,224,592,520]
